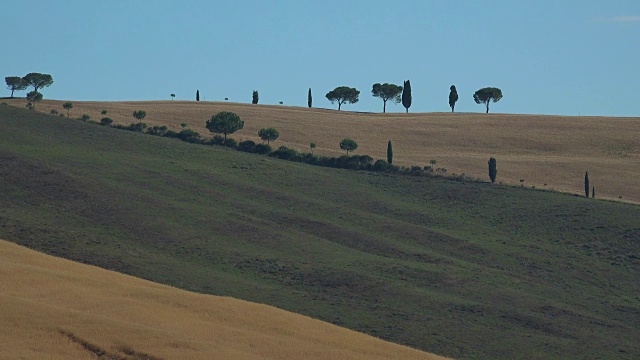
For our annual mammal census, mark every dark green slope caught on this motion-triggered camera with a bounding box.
[1,105,638,359]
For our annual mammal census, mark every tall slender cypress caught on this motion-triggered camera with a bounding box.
[449,85,458,112]
[402,80,412,113]
[387,140,393,164]
[584,172,590,198]
[196,90,200,101]
[488,157,497,183]
[308,88,312,108]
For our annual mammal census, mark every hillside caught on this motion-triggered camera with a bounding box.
[1,104,639,359]
[0,240,443,360]
[5,98,639,203]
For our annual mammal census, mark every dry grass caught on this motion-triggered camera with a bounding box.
[8,98,639,202]
[0,239,446,360]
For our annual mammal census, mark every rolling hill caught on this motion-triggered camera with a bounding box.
[1,104,639,359]
[5,98,639,203]
[0,239,444,360]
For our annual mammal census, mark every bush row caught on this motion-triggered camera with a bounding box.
[91,120,476,180]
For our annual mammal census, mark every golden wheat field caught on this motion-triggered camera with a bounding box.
[0,239,447,360]
[8,99,640,203]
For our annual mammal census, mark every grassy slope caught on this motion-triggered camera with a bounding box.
[1,105,639,359]
[0,240,443,360]
[7,98,640,203]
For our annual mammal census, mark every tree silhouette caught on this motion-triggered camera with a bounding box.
[402,80,412,113]
[339,138,358,155]
[488,157,497,183]
[449,85,459,112]
[5,76,27,98]
[206,111,244,140]
[258,128,280,144]
[372,83,403,113]
[23,73,53,93]
[133,110,147,123]
[63,102,73,117]
[473,87,503,113]
[326,86,360,110]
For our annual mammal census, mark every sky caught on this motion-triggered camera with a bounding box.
[2,0,639,116]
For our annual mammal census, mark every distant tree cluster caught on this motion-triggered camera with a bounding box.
[5,73,54,109]
[322,82,501,113]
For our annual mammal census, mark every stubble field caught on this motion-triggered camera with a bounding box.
[11,98,639,203]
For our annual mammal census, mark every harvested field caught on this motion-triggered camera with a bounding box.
[10,98,638,203]
[0,239,445,360]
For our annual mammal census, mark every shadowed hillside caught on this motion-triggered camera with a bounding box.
[6,98,639,203]
[1,105,639,359]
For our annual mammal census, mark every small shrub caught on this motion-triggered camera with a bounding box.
[254,143,272,154]
[0,102,7,106]
[410,165,423,175]
[270,146,299,161]
[50,109,59,115]
[26,102,34,110]
[373,159,395,172]
[223,138,237,148]
[237,140,257,153]
[210,135,225,145]
[128,122,147,132]
[180,123,188,128]
[300,153,319,164]
[100,117,113,126]
[146,125,168,136]
[177,129,201,143]
[81,114,91,122]
[163,130,179,138]
[101,110,108,115]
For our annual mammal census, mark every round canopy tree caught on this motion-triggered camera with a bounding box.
[326,86,360,110]
[372,83,403,113]
[23,73,53,93]
[26,91,43,109]
[63,102,73,117]
[133,110,147,123]
[5,76,27,98]
[339,138,358,155]
[258,127,279,144]
[206,111,244,140]
[473,87,503,113]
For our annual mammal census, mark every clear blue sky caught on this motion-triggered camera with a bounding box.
[3,0,639,116]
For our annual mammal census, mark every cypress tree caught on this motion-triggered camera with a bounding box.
[402,80,412,113]
[592,186,595,199]
[449,85,459,112]
[308,88,312,108]
[488,157,497,183]
[196,90,200,101]
[584,172,590,198]
[252,90,259,104]
[387,140,393,164]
